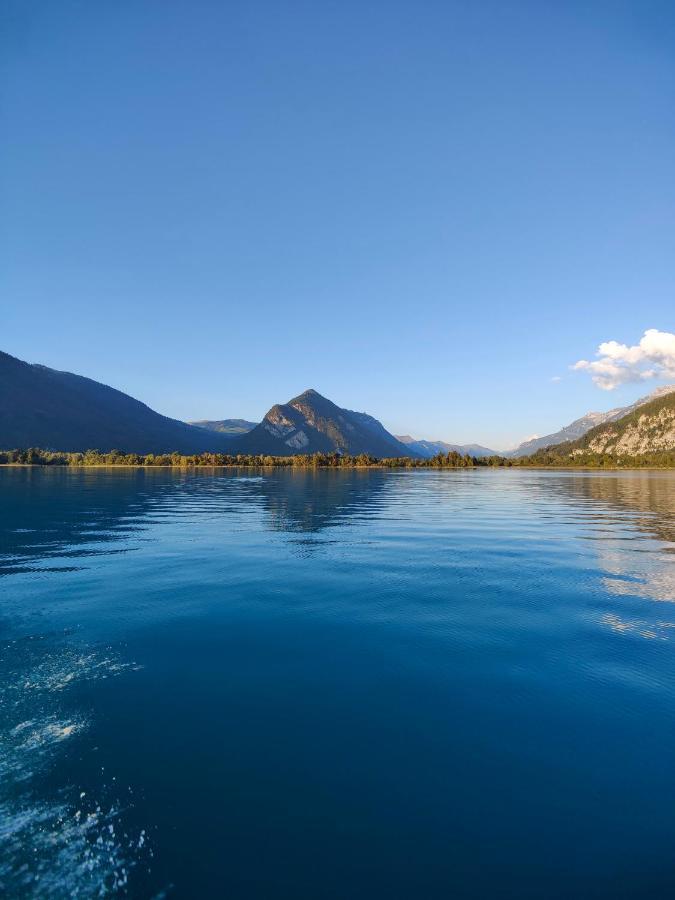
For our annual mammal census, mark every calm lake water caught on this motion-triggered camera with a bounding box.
[1,467,674,898]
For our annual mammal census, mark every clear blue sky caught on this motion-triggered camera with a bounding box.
[2,1,674,449]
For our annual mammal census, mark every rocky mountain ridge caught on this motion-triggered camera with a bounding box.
[510,385,675,456]
[571,391,675,457]
[524,389,675,461]
[231,390,417,457]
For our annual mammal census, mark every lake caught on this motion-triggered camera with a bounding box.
[1,467,674,898]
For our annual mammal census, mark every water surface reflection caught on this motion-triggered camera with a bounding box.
[1,467,675,898]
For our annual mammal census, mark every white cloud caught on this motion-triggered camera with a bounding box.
[551,375,562,382]
[572,329,675,390]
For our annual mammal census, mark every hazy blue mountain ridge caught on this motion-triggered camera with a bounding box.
[396,435,498,458]
[189,419,257,434]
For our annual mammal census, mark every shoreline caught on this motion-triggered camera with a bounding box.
[1,463,673,472]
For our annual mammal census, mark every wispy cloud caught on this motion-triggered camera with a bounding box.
[572,329,675,390]
[551,375,562,383]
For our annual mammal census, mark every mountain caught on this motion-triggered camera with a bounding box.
[0,354,419,458]
[0,350,235,454]
[231,389,418,457]
[190,418,256,435]
[537,389,675,459]
[510,385,675,456]
[396,435,498,458]
[509,412,619,456]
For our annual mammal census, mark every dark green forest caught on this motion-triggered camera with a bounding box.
[1,447,673,468]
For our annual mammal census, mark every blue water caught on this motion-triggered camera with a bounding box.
[1,467,674,898]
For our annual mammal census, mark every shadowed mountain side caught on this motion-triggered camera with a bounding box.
[0,351,235,454]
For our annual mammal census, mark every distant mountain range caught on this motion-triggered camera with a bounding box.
[395,436,498,458]
[190,419,256,435]
[507,385,675,456]
[2,348,674,459]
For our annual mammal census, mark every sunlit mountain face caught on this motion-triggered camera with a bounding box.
[230,389,419,457]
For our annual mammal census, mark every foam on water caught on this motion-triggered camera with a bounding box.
[0,637,150,897]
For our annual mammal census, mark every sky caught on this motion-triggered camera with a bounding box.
[1,0,674,449]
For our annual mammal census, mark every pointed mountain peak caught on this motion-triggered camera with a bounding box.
[288,389,338,414]
[292,388,325,402]
[235,389,418,457]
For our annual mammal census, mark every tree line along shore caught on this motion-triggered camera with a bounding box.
[1,448,674,469]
